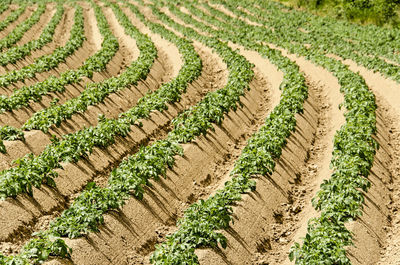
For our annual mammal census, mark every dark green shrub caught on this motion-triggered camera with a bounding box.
[291,0,399,25]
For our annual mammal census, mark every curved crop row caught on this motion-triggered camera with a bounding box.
[0,2,46,52]
[0,4,84,88]
[0,2,64,66]
[126,1,302,263]
[261,1,400,64]
[208,0,400,84]
[46,0,251,240]
[0,1,11,16]
[0,0,200,201]
[0,0,118,117]
[0,0,255,260]
[0,1,201,263]
[289,56,377,265]
[20,0,157,132]
[190,0,378,263]
[0,3,26,33]
[0,5,85,153]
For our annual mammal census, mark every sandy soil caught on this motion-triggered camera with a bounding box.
[0,4,73,74]
[0,1,399,264]
[0,4,35,40]
[0,4,226,255]
[10,3,56,49]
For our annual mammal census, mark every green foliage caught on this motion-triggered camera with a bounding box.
[0,4,85,88]
[0,3,46,52]
[144,0,378,263]
[287,0,399,25]
[0,0,117,113]
[0,1,11,15]
[147,1,307,263]
[0,3,64,66]
[22,0,157,132]
[0,3,26,32]
[0,126,25,153]
[0,0,251,262]
[0,0,385,264]
[203,0,377,263]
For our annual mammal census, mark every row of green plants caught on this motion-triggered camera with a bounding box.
[0,3,26,32]
[0,0,201,200]
[0,3,84,88]
[0,2,63,66]
[0,2,46,52]
[0,0,379,264]
[13,0,254,259]
[0,5,84,153]
[240,1,400,84]
[0,1,11,16]
[228,0,400,65]
[0,0,127,198]
[226,2,378,263]
[0,125,24,153]
[0,0,200,262]
[140,0,305,263]
[20,0,157,132]
[0,0,253,262]
[142,1,310,263]
[280,0,399,26]
[186,0,378,263]
[0,0,118,114]
[267,1,400,64]
[195,0,400,87]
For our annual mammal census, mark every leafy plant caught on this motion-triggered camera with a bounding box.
[0,3,46,52]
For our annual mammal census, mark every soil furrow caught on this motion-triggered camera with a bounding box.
[0,2,175,173]
[40,46,277,265]
[332,58,400,265]
[0,4,96,96]
[121,4,181,78]
[248,49,346,265]
[0,35,222,256]
[0,3,100,96]
[0,5,15,23]
[192,51,336,265]
[0,3,142,171]
[189,4,392,263]
[5,3,55,51]
[0,5,102,166]
[198,3,396,263]
[0,5,35,40]
[0,5,73,74]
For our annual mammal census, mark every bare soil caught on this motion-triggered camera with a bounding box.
[0,1,399,265]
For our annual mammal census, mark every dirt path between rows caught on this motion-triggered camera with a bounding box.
[0,4,217,254]
[0,4,35,39]
[183,3,397,263]
[10,3,56,50]
[0,4,102,170]
[0,5,16,22]
[43,41,280,265]
[0,3,97,96]
[257,49,346,265]
[0,4,74,74]
[180,4,343,263]
[121,4,181,78]
[334,58,400,265]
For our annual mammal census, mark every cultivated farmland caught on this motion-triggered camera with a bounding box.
[0,0,399,264]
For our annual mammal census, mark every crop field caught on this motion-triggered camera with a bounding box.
[0,0,399,264]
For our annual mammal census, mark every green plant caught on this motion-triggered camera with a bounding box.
[0,3,46,52]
